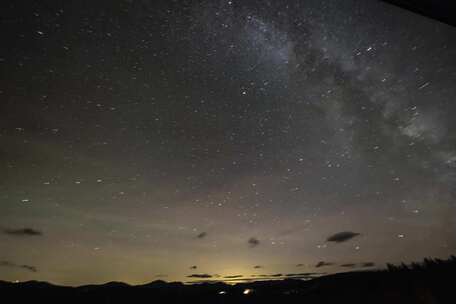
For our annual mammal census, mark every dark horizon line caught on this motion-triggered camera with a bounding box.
[3,255,455,287]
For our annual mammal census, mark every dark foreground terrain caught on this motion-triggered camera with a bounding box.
[1,257,454,304]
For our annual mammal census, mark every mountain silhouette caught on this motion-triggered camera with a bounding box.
[1,256,455,303]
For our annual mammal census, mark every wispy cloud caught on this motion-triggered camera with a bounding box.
[3,228,43,236]
[0,261,37,272]
[361,262,375,267]
[223,275,243,279]
[187,273,212,278]
[248,237,260,247]
[195,232,207,239]
[340,263,356,268]
[326,231,360,243]
[315,261,333,268]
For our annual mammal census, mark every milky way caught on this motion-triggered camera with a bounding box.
[1,0,455,285]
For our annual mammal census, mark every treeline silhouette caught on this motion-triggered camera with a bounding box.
[386,256,456,272]
[1,256,454,303]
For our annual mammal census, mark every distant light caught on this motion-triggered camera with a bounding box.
[243,289,253,295]
[218,291,227,295]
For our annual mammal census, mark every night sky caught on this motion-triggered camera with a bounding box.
[1,0,455,285]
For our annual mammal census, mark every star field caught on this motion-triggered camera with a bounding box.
[1,0,455,285]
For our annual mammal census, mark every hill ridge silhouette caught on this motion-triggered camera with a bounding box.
[1,256,455,303]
